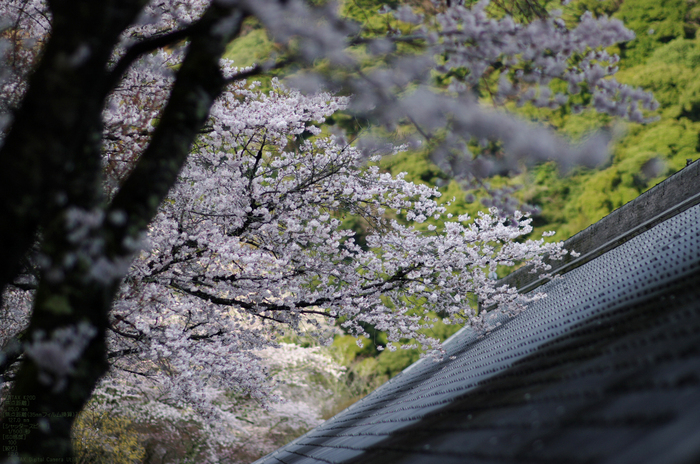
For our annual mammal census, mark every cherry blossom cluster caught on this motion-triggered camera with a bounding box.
[246,0,657,177]
[126,0,209,40]
[102,49,178,196]
[0,0,50,138]
[0,60,569,436]
[433,5,658,121]
[83,340,342,462]
[92,80,570,422]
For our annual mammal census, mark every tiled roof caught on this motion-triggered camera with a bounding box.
[254,162,700,464]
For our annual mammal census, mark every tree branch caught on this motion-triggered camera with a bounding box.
[0,1,145,299]
[223,56,295,85]
[106,20,207,93]
[169,282,337,319]
[107,5,248,248]
[107,348,141,359]
[188,329,226,341]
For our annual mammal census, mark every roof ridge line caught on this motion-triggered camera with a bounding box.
[501,159,700,293]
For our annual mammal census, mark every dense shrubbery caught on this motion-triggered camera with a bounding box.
[72,408,146,464]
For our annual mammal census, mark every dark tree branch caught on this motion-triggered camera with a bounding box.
[105,20,207,93]
[108,348,141,359]
[113,365,153,378]
[109,324,144,341]
[223,56,295,85]
[10,278,39,291]
[188,329,226,341]
[169,282,337,319]
[0,1,146,301]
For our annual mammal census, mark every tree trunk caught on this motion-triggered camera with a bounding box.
[1,2,246,461]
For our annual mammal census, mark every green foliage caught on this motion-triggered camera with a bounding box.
[376,347,421,377]
[72,409,145,464]
[331,313,461,384]
[534,34,700,238]
[224,28,274,69]
[330,334,382,365]
[341,0,402,33]
[648,36,700,68]
[619,37,700,121]
[614,0,693,67]
[381,148,446,187]
[564,0,623,19]
[372,315,462,378]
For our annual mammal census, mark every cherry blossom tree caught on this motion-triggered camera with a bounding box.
[0,0,653,460]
